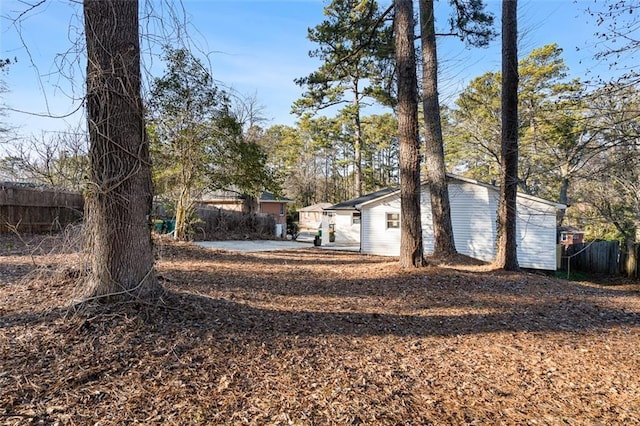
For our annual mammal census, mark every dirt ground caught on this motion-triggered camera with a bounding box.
[1,233,639,425]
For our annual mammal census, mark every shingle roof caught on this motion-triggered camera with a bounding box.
[326,173,565,211]
[200,191,293,203]
[327,186,399,210]
[298,202,333,212]
[259,192,294,203]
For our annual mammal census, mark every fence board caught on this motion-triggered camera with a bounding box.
[563,241,640,277]
[0,183,83,233]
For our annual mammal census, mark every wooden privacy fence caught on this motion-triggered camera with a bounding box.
[0,183,84,233]
[562,241,639,278]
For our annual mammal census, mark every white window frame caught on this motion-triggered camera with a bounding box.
[352,212,361,225]
[386,212,400,229]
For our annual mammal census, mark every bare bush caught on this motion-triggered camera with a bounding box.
[191,206,276,241]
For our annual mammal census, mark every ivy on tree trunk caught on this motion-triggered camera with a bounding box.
[83,0,160,301]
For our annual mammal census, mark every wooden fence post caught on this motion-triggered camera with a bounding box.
[7,187,16,228]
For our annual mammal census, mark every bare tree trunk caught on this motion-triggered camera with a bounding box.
[174,186,193,241]
[83,0,160,300]
[557,174,569,226]
[354,95,363,198]
[395,0,426,268]
[625,240,638,278]
[242,194,259,215]
[419,0,457,256]
[174,148,195,241]
[495,0,519,271]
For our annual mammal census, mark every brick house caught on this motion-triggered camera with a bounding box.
[199,191,292,237]
[558,226,586,246]
[297,202,332,232]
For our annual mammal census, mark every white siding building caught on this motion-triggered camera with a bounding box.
[324,174,564,271]
[321,187,397,247]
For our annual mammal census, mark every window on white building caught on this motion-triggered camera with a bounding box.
[352,212,361,225]
[386,212,400,229]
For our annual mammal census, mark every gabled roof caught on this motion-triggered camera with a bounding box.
[259,192,294,203]
[326,186,399,211]
[326,173,566,211]
[200,191,293,203]
[443,174,566,209]
[298,202,333,212]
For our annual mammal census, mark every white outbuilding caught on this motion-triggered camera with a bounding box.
[321,174,565,270]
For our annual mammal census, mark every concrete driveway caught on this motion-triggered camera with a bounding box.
[194,239,313,253]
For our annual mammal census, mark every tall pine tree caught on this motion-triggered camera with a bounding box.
[294,0,392,197]
[495,0,519,271]
[395,0,426,267]
[418,0,494,256]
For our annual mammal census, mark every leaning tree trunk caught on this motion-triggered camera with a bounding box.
[495,0,520,271]
[395,0,426,268]
[83,0,160,300]
[419,0,457,256]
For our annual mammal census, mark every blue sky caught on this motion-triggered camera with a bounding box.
[0,0,625,139]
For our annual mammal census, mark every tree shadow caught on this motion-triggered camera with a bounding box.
[2,244,639,340]
[159,244,381,267]
[158,248,639,311]
[2,285,637,341]
[163,290,639,337]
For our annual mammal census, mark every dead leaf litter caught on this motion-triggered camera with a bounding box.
[1,234,639,425]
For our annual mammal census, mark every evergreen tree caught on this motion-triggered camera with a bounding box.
[495,0,519,271]
[148,47,232,240]
[395,0,426,267]
[294,0,393,197]
[418,0,494,256]
[448,44,588,216]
